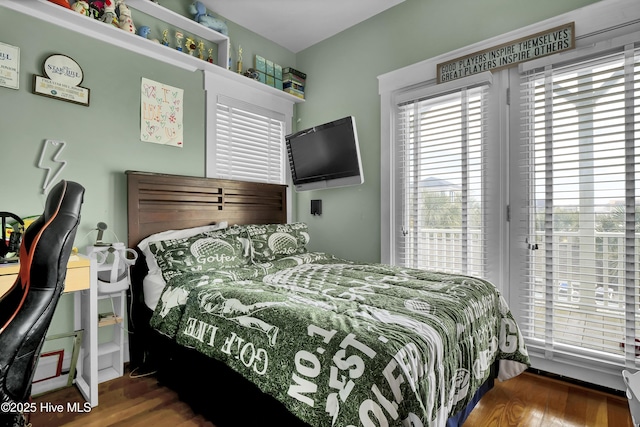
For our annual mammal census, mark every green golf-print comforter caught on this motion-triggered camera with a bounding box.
[150,252,530,427]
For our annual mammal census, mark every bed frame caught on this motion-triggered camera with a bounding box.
[126,170,287,248]
[124,170,494,427]
[125,171,309,427]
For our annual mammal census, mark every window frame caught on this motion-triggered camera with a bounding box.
[391,73,500,282]
[212,94,287,184]
[204,70,296,218]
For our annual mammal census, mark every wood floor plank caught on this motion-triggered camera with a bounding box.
[27,368,632,427]
[463,372,632,427]
[117,399,197,427]
[540,378,568,427]
[609,396,635,427]
[174,415,216,427]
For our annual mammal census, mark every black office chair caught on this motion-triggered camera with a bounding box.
[0,180,85,427]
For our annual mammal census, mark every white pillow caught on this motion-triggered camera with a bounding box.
[137,222,228,277]
[143,272,167,310]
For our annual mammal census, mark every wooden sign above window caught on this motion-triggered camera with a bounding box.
[437,22,575,84]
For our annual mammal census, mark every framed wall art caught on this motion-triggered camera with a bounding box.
[0,41,20,90]
[33,54,90,106]
[140,77,184,147]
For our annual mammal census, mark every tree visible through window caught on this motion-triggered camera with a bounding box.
[395,84,489,278]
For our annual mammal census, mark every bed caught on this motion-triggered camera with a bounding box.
[125,170,530,427]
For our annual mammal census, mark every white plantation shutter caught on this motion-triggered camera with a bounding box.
[394,76,492,279]
[381,0,640,390]
[518,41,640,374]
[214,95,286,184]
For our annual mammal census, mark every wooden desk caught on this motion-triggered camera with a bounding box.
[0,256,90,296]
[0,255,91,401]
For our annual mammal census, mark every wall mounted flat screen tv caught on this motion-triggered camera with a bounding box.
[285,116,364,191]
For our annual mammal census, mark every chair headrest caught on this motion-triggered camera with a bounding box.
[21,180,85,288]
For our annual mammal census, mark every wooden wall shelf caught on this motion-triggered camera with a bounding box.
[1,0,303,104]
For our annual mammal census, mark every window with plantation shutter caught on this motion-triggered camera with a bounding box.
[393,75,496,280]
[380,0,638,390]
[517,40,639,380]
[212,95,286,184]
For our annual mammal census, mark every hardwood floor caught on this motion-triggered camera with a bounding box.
[29,368,215,427]
[27,368,633,426]
[463,372,633,427]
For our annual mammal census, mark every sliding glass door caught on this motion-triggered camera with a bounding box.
[513,42,640,384]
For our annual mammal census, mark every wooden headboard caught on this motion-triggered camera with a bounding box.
[126,171,287,248]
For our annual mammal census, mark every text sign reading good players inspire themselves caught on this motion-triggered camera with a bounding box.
[437,22,575,83]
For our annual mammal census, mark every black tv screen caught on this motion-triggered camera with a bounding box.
[285,116,364,191]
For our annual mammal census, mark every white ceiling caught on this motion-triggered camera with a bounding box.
[200,0,406,53]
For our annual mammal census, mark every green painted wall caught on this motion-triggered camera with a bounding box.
[0,0,600,351]
[0,4,295,342]
[0,4,295,253]
[293,0,600,262]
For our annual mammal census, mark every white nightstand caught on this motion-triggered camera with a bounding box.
[75,244,135,408]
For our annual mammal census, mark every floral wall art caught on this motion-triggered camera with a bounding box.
[140,77,184,147]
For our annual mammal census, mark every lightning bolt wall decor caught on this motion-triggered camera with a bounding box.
[37,139,67,194]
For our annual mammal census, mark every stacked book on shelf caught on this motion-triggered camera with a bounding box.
[283,67,306,99]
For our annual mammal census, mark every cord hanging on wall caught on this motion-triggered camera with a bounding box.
[37,139,67,194]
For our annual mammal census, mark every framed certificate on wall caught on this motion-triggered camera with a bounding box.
[0,41,20,90]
